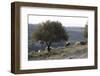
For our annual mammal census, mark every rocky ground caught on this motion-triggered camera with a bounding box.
[28,45,88,60]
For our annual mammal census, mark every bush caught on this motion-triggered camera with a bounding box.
[80,41,87,45]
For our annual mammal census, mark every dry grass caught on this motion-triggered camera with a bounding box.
[28,45,88,60]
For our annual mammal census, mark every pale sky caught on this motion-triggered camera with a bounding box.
[28,15,88,27]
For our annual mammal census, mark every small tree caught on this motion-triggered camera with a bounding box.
[84,23,88,41]
[32,20,68,52]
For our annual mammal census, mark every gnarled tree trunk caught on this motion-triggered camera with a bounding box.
[46,41,52,53]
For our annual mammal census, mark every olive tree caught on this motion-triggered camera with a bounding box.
[32,20,68,52]
[84,23,88,39]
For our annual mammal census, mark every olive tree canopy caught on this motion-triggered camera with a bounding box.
[32,20,68,52]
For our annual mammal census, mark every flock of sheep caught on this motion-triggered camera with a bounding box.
[65,40,87,47]
[35,41,87,53]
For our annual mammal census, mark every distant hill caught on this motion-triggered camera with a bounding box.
[28,24,85,42]
[65,27,84,42]
[28,24,38,40]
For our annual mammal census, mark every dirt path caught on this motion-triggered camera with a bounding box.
[45,45,87,60]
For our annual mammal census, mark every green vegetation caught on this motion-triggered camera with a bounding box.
[84,23,88,39]
[32,20,68,52]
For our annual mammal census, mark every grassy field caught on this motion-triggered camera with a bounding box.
[28,44,88,60]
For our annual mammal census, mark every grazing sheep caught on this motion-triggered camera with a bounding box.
[75,41,80,45]
[75,41,87,45]
[38,50,41,53]
[65,41,70,47]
